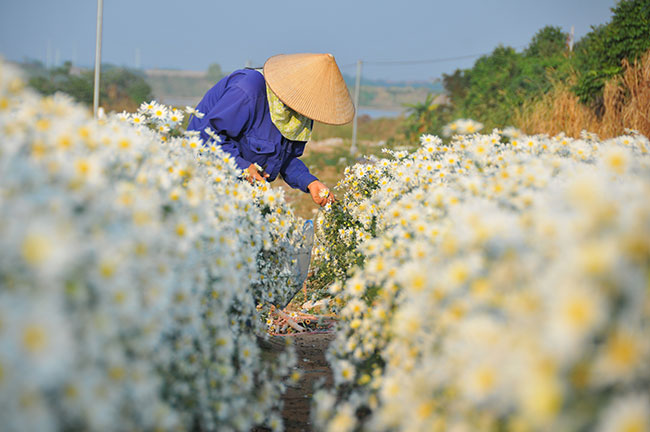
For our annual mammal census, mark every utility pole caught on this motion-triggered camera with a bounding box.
[93,0,104,118]
[46,40,52,69]
[351,59,362,155]
[566,25,575,52]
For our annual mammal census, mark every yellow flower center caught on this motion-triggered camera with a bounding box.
[22,325,47,353]
[21,234,52,266]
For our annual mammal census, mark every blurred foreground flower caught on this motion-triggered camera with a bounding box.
[313,128,650,431]
[0,60,304,431]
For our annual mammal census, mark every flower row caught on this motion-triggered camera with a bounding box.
[313,127,650,431]
[0,61,304,431]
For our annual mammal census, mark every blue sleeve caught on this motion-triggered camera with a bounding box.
[280,142,318,192]
[202,86,253,171]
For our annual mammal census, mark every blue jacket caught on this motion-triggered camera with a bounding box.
[187,69,318,192]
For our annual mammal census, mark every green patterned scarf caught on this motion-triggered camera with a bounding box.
[265,83,312,142]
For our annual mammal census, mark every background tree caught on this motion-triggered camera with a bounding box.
[430,26,573,130]
[525,26,567,58]
[27,62,153,112]
[574,0,650,108]
[442,69,470,105]
[458,45,523,127]
[206,63,224,82]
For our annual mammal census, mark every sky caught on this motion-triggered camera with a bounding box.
[0,0,617,82]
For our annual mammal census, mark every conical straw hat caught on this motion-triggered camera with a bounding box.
[263,53,355,125]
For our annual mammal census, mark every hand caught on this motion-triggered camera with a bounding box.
[307,180,335,207]
[246,163,269,183]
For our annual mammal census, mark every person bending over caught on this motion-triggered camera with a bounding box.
[187,53,354,206]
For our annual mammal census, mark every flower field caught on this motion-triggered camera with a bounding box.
[0,60,306,431]
[3,53,650,432]
[312,128,650,431]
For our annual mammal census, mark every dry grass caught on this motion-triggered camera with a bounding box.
[311,115,405,143]
[619,52,650,136]
[516,50,650,138]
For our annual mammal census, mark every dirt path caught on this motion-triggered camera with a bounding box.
[255,331,336,432]
[281,332,335,431]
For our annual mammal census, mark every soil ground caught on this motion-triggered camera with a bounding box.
[254,331,336,432]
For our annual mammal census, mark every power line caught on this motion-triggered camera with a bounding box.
[365,52,489,66]
[339,46,527,69]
